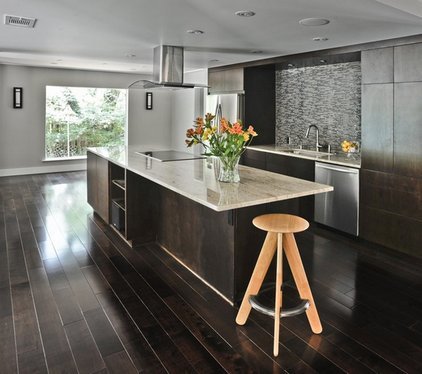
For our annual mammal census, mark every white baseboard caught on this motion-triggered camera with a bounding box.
[0,163,86,177]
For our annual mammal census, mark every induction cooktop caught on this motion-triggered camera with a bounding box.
[135,150,206,162]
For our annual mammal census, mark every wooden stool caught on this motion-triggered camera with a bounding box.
[235,214,322,356]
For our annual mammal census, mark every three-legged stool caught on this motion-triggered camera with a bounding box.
[235,213,322,356]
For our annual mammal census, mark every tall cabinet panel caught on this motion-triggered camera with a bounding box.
[394,83,422,178]
[361,84,393,172]
[244,65,276,145]
[360,44,422,258]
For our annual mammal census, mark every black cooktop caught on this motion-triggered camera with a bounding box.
[135,150,206,162]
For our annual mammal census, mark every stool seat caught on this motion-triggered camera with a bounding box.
[253,213,309,234]
[236,213,322,357]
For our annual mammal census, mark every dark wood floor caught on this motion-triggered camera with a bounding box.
[1,171,421,373]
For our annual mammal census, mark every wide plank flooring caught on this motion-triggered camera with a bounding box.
[0,171,421,373]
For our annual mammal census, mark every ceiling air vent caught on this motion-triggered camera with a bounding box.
[4,14,37,28]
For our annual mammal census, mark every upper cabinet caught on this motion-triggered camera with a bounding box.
[361,47,393,84]
[394,43,422,82]
[244,65,276,145]
[208,68,244,94]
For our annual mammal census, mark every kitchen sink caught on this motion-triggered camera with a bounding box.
[283,149,334,157]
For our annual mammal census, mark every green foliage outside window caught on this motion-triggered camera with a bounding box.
[45,86,127,158]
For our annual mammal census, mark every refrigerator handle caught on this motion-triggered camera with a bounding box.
[237,94,245,123]
[215,102,222,131]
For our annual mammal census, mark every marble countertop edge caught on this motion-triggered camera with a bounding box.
[88,146,334,212]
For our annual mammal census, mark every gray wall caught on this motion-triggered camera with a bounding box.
[0,64,172,176]
[275,62,361,151]
[128,89,173,149]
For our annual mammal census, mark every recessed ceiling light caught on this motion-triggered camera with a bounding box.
[313,37,329,41]
[299,18,330,26]
[187,29,204,34]
[125,53,136,58]
[209,59,220,62]
[50,62,58,65]
[250,50,263,54]
[235,10,256,17]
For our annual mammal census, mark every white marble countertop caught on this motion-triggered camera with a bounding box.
[247,145,361,168]
[88,146,333,212]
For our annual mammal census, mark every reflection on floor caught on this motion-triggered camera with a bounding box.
[0,171,421,373]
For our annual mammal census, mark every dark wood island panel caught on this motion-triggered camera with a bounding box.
[86,146,332,303]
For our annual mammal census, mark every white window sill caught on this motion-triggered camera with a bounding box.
[42,156,87,162]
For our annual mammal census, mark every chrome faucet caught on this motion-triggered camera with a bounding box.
[305,125,322,151]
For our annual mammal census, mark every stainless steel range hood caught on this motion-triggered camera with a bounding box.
[129,45,207,89]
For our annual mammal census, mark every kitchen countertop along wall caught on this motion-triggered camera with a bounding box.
[247,144,361,168]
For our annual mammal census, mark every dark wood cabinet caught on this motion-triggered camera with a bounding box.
[242,150,315,220]
[241,149,266,170]
[266,153,314,181]
[394,82,422,178]
[266,153,315,220]
[87,151,109,223]
[244,65,276,145]
[126,171,159,245]
[361,48,393,84]
[360,42,422,259]
[361,84,394,172]
[359,171,422,260]
[394,43,422,82]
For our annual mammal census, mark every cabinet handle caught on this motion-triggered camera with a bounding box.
[315,163,359,174]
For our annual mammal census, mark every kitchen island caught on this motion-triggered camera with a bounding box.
[87,146,333,303]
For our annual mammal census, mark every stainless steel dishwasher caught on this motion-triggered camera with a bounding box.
[314,162,359,236]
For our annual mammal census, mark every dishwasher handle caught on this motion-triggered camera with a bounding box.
[315,162,359,174]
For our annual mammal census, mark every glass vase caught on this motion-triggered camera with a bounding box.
[218,155,241,183]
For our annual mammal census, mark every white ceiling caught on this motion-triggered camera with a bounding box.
[0,0,422,74]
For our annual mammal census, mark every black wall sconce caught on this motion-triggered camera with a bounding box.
[13,87,23,109]
[146,92,153,110]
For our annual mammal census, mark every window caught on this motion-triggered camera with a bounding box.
[45,86,127,159]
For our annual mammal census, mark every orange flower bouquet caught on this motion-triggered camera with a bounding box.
[186,113,257,182]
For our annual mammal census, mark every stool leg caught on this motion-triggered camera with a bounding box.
[273,233,283,357]
[236,231,277,325]
[283,233,323,334]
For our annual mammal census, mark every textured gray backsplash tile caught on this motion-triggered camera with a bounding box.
[275,62,361,152]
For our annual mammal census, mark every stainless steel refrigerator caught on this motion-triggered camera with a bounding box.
[205,93,245,124]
